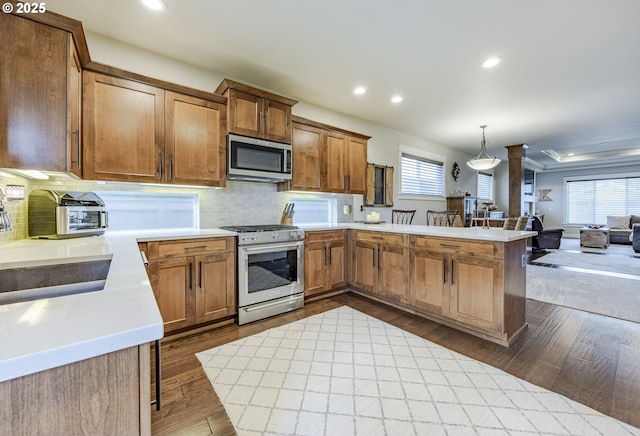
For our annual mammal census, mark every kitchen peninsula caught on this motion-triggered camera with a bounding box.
[303,223,536,346]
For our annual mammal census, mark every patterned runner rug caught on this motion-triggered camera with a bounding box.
[196,306,639,435]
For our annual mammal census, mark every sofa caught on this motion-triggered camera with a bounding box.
[632,223,640,253]
[606,215,640,244]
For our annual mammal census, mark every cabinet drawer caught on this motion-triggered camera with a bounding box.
[354,231,407,246]
[414,236,497,258]
[149,237,233,259]
[306,230,345,242]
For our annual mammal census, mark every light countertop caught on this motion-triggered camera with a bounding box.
[299,223,537,242]
[0,228,235,383]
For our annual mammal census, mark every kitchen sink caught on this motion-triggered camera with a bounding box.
[0,256,112,305]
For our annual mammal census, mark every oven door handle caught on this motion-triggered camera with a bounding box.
[244,294,304,312]
[241,242,303,254]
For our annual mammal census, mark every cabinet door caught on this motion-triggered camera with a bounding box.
[378,244,409,303]
[352,239,377,292]
[449,254,501,332]
[347,136,367,194]
[165,91,226,187]
[196,252,236,324]
[264,99,291,143]
[291,122,322,190]
[67,35,82,178]
[322,131,347,192]
[227,89,261,138]
[327,239,347,290]
[0,15,67,171]
[149,257,194,333]
[304,240,326,296]
[410,248,448,316]
[83,71,164,183]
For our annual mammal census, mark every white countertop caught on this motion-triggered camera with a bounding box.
[299,223,537,242]
[0,228,234,383]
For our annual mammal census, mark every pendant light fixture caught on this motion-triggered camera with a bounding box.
[466,125,501,170]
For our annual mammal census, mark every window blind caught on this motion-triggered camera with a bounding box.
[477,172,493,200]
[566,176,640,224]
[400,153,444,196]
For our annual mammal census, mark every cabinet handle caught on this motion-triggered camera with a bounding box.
[377,247,381,268]
[372,247,376,267]
[189,261,193,289]
[440,243,460,249]
[347,174,351,191]
[265,112,270,133]
[259,111,263,133]
[328,246,332,265]
[72,129,80,167]
[199,261,202,288]
[184,245,207,251]
[451,259,455,284]
[443,258,447,284]
[158,152,163,179]
[168,154,173,181]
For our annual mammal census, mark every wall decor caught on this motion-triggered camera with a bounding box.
[538,188,553,201]
[451,162,460,181]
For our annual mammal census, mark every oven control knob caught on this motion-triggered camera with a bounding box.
[272,233,279,239]
[250,234,257,240]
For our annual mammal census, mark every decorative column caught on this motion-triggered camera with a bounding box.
[506,144,525,218]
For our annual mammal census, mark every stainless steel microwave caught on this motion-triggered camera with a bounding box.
[227,134,292,182]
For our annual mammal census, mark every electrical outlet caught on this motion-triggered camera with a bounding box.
[522,254,526,267]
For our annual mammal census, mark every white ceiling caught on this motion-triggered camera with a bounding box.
[48,0,640,171]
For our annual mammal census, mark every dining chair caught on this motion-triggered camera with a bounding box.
[392,209,416,224]
[426,210,458,226]
[515,216,529,231]
[502,217,518,230]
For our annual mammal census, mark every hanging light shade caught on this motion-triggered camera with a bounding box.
[466,125,501,170]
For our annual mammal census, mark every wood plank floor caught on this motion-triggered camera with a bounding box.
[150,293,640,435]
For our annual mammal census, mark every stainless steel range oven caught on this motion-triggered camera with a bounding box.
[220,224,304,325]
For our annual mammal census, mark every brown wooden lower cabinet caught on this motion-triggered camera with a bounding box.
[351,231,410,304]
[351,232,527,346]
[140,237,236,334]
[304,230,347,297]
[0,343,151,435]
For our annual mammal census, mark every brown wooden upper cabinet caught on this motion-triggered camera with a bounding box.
[0,13,82,176]
[215,79,297,144]
[279,116,370,194]
[83,71,226,187]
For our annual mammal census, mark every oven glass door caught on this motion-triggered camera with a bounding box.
[56,207,107,234]
[239,241,303,307]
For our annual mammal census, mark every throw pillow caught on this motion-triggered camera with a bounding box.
[631,215,640,226]
[607,215,631,229]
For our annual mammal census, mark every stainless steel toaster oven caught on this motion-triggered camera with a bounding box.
[28,190,108,239]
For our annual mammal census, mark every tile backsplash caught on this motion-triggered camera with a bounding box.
[0,173,354,246]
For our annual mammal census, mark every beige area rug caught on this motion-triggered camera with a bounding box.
[527,250,640,323]
[533,250,640,277]
[196,306,639,436]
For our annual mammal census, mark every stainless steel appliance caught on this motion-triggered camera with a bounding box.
[28,190,108,239]
[220,224,304,325]
[227,134,292,182]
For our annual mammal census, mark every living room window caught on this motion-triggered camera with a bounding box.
[565,175,640,224]
[477,172,493,200]
[399,146,445,198]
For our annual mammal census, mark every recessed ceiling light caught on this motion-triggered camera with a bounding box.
[353,86,366,95]
[481,56,502,68]
[391,95,403,104]
[141,0,166,11]
[568,153,575,156]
